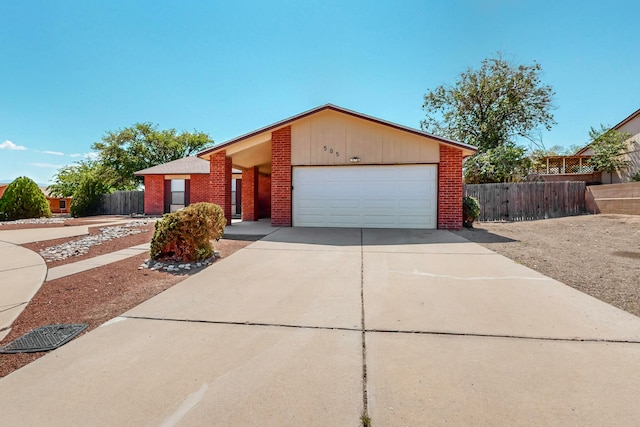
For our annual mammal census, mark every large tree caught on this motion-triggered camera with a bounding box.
[48,160,112,217]
[421,54,555,152]
[92,123,214,190]
[48,160,105,198]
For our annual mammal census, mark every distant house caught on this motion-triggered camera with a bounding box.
[40,187,72,214]
[529,151,600,184]
[0,184,72,214]
[577,108,640,184]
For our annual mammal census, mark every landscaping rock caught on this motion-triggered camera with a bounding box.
[39,221,149,262]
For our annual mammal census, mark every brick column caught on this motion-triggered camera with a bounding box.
[241,166,259,221]
[143,175,165,215]
[210,151,232,225]
[437,145,463,230]
[271,126,292,226]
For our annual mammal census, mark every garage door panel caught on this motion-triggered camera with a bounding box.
[363,199,395,209]
[398,199,431,209]
[362,215,396,225]
[329,216,361,225]
[293,165,437,229]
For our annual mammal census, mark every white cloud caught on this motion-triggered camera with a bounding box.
[28,162,65,169]
[0,140,27,151]
[69,152,97,159]
[40,150,65,156]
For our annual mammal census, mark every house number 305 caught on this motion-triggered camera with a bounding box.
[323,145,340,157]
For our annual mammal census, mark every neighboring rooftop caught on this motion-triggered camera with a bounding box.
[134,156,210,176]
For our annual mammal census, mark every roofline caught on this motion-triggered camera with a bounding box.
[613,107,640,130]
[573,107,640,154]
[197,104,477,157]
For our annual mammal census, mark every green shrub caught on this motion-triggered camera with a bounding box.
[462,196,480,228]
[632,171,640,182]
[0,176,51,220]
[70,175,110,217]
[150,202,226,262]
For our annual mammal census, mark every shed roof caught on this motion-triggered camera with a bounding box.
[134,156,210,176]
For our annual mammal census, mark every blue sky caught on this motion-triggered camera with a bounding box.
[1,0,638,184]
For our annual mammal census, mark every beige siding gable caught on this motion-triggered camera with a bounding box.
[291,110,440,166]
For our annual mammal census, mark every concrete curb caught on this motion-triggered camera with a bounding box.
[0,241,47,341]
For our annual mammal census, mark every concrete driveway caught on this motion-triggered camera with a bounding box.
[1,228,640,426]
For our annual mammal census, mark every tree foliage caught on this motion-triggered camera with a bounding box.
[530,144,582,159]
[49,123,214,216]
[588,125,631,183]
[48,161,111,217]
[0,176,51,220]
[464,143,533,184]
[48,160,103,198]
[92,123,214,190]
[421,54,555,152]
[69,174,111,217]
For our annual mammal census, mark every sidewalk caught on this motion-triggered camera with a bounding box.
[45,243,150,281]
[0,241,47,341]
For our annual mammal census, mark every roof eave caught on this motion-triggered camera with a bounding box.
[613,108,640,130]
[197,104,477,158]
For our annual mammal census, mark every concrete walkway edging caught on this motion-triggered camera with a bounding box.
[0,241,47,341]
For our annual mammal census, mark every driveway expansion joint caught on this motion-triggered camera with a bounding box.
[365,328,640,344]
[360,228,369,421]
[0,302,27,314]
[121,315,362,333]
[0,263,44,273]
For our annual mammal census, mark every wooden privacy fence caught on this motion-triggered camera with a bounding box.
[101,191,144,215]
[464,182,586,222]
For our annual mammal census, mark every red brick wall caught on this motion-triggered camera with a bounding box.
[189,174,209,204]
[242,166,259,221]
[438,145,463,230]
[271,126,292,226]
[258,174,271,219]
[210,151,232,224]
[144,175,165,215]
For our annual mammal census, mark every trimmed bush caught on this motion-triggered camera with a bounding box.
[0,176,51,220]
[150,202,226,262]
[462,196,480,228]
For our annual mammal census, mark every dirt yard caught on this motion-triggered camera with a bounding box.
[453,214,640,317]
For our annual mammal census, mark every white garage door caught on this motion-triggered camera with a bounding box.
[293,165,437,228]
